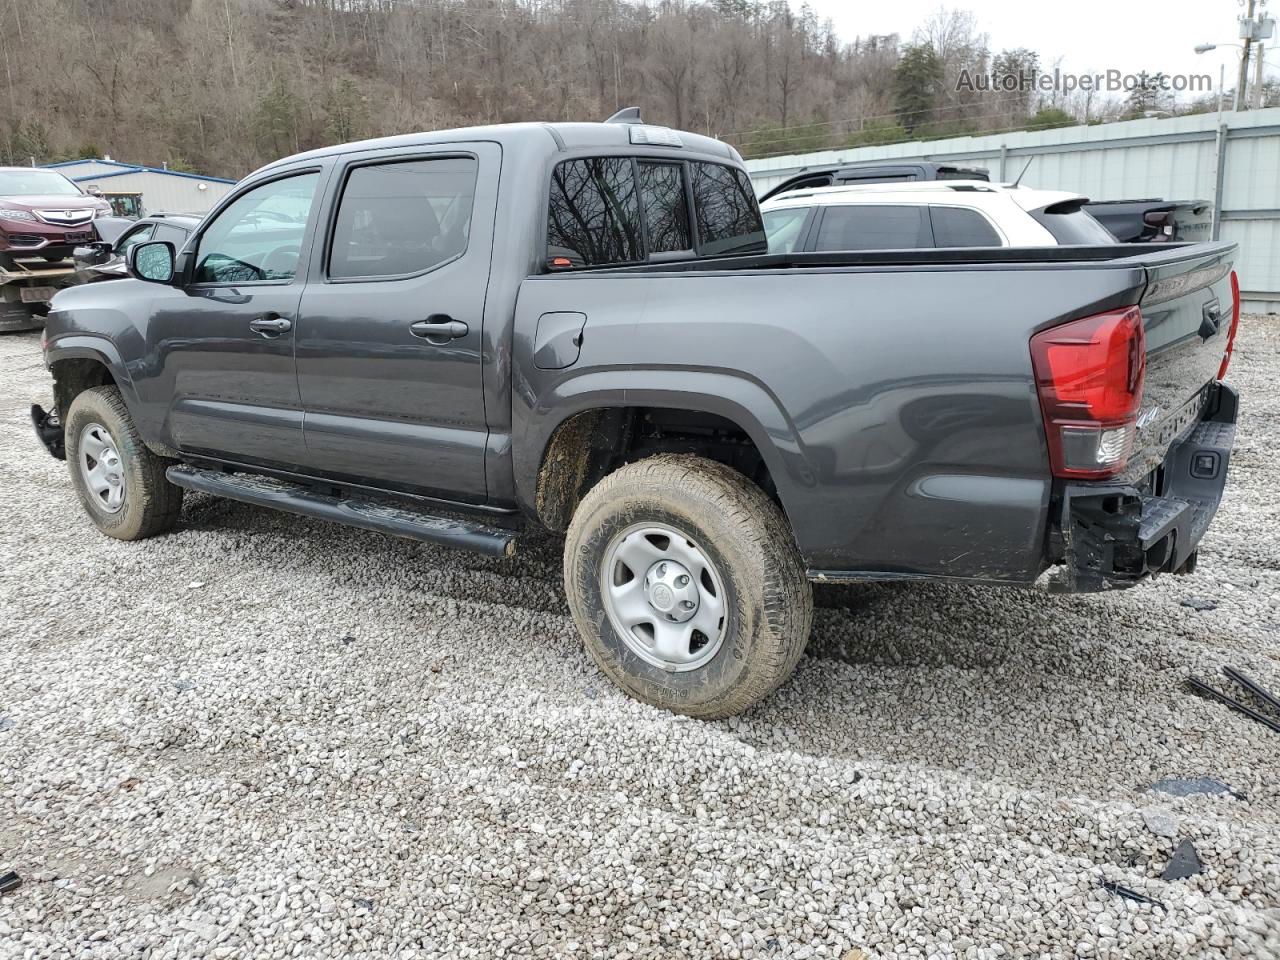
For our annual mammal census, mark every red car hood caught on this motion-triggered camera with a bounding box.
[0,195,108,213]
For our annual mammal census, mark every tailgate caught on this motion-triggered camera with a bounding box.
[1124,241,1236,481]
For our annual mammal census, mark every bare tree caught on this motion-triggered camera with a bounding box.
[0,0,1085,173]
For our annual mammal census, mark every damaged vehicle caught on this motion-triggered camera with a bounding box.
[32,112,1241,717]
[1,167,112,330]
[72,214,200,283]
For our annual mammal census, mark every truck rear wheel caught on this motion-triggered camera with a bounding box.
[564,454,812,718]
[64,385,183,540]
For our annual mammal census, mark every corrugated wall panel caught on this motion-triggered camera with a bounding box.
[79,172,235,214]
[745,108,1280,310]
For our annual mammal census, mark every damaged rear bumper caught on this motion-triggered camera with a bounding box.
[1050,383,1237,592]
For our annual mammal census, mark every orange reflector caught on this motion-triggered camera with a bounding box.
[550,257,572,268]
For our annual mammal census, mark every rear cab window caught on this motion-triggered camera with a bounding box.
[638,161,691,254]
[690,163,766,256]
[545,156,764,268]
[546,158,643,267]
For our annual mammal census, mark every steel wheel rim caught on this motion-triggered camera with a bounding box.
[600,522,728,672]
[78,422,126,514]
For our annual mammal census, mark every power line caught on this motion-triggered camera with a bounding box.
[716,91,1046,140]
[739,114,1130,162]
[728,104,1088,154]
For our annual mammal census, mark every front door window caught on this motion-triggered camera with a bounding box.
[193,173,319,283]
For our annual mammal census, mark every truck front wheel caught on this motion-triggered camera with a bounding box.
[564,454,812,719]
[64,385,183,540]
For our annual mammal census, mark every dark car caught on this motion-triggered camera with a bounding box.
[1083,199,1213,243]
[758,161,991,201]
[33,112,1242,718]
[73,214,201,281]
[0,167,112,264]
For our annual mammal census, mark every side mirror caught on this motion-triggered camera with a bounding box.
[128,240,176,284]
[85,185,104,198]
[73,241,114,267]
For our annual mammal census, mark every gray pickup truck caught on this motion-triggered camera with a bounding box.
[32,111,1241,718]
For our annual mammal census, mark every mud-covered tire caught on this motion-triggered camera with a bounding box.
[64,385,183,540]
[564,454,812,719]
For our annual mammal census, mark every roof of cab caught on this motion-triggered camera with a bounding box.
[252,121,740,180]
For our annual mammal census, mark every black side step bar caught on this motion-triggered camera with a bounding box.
[166,465,516,557]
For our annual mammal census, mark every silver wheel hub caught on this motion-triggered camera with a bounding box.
[644,560,698,622]
[601,524,727,672]
[78,422,126,514]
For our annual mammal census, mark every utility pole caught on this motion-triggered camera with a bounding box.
[1237,0,1256,111]
[1254,41,1267,107]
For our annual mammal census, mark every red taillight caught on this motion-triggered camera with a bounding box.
[1218,270,1241,380]
[1030,306,1146,480]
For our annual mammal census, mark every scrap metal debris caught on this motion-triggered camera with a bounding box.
[1186,675,1280,735]
[1162,839,1204,881]
[1223,667,1280,716]
[1099,879,1165,910]
[1148,777,1245,800]
[0,871,21,894]
[1180,596,1218,611]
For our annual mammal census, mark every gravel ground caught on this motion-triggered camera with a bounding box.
[1,318,1278,960]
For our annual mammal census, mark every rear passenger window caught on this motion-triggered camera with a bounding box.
[330,157,477,280]
[814,205,930,250]
[762,207,810,254]
[151,223,190,249]
[638,162,691,253]
[546,158,642,266]
[930,207,1001,247]
[690,162,766,256]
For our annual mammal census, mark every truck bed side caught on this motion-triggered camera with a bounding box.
[512,242,1236,582]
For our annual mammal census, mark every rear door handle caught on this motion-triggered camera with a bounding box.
[409,318,468,341]
[249,315,292,336]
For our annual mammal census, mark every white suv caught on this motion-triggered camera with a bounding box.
[760,180,1117,253]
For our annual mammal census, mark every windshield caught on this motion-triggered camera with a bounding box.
[0,169,84,198]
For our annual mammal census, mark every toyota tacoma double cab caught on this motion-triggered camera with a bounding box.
[32,111,1241,718]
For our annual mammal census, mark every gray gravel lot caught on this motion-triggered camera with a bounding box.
[1,318,1278,959]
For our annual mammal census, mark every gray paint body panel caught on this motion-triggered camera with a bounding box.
[512,261,1152,578]
[41,120,1239,583]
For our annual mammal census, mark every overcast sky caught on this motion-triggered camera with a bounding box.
[803,0,1276,104]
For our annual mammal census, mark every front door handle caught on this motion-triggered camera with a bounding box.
[249,315,292,337]
[409,317,469,342]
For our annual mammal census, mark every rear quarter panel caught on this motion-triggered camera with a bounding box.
[515,262,1147,581]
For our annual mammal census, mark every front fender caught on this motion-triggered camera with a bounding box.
[44,334,140,411]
